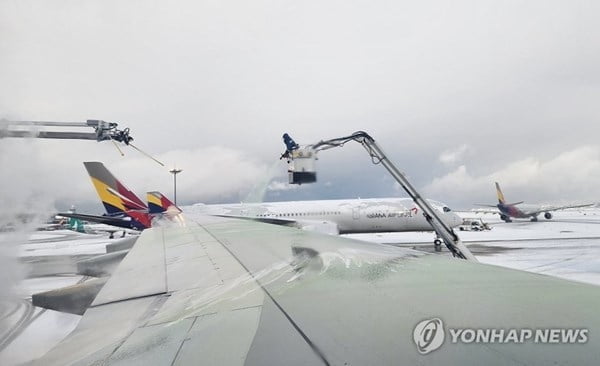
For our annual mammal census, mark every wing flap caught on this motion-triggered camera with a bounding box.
[105,317,195,366]
[35,296,160,365]
[170,307,264,366]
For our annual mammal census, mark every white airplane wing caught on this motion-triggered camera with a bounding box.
[218,214,340,235]
[32,214,600,365]
[530,203,595,215]
[471,207,500,214]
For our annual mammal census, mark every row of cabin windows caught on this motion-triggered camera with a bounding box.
[256,211,342,218]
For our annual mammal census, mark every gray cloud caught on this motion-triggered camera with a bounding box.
[1,0,599,209]
[424,146,600,208]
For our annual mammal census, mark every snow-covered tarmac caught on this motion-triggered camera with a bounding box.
[349,208,600,286]
[0,230,116,365]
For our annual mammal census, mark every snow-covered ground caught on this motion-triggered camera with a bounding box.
[0,293,82,365]
[348,208,600,286]
[0,230,115,365]
[19,230,112,257]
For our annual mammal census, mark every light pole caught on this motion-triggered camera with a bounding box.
[169,168,183,205]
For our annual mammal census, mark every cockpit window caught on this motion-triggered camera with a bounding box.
[443,206,451,212]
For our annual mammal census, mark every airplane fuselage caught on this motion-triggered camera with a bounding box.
[497,203,547,221]
[185,198,461,234]
[484,182,589,223]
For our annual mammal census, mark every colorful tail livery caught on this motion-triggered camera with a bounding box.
[83,162,148,215]
[147,191,181,216]
[59,162,181,231]
[494,182,524,206]
[495,182,506,204]
[58,162,151,230]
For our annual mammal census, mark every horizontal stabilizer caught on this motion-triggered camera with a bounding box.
[506,201,524,206]
[58,212,146,231]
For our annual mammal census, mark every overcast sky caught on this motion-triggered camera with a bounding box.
[1,0,599,214]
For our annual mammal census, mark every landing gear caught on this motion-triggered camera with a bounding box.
[500,214,512,223]
[530,216,538,222]
[434,238,442,252]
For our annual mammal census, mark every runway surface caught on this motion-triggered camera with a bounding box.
[348,208,600,286]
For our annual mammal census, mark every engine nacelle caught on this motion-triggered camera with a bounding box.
[544,212,553,220]
[500,214,509,221]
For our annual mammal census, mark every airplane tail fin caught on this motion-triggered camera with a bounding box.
[83,162,148,215]
[495,182,506,205]
[147,191,182,215]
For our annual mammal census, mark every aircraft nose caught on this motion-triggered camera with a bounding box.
[437,204,462,228]
[454,213,463,227]
[448,212,462,228]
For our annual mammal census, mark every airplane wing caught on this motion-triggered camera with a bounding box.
[218,214,340,235]
[57,212,139,230]
[33,214,600,365]
[471,207,500,214]
[529,203,595,215]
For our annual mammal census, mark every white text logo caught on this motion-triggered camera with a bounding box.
[413,318,445,354]
[413,317,589,355]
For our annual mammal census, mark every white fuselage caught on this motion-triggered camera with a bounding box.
[183,198,462,234]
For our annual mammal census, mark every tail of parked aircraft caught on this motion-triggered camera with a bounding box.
[83,162,148,215]
[147,191,181,215]
[494,182,524,206]
[495,182,506,204]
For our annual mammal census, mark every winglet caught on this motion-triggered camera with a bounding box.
[147,191,182,215]
[83,162,148,215]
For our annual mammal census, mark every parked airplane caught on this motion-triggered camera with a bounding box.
[187,198,461,239]
[72,162,462,244]
[59,162,181,230]
[476,182,593,222]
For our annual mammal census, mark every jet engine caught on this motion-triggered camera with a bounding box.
[544,212,553,220]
